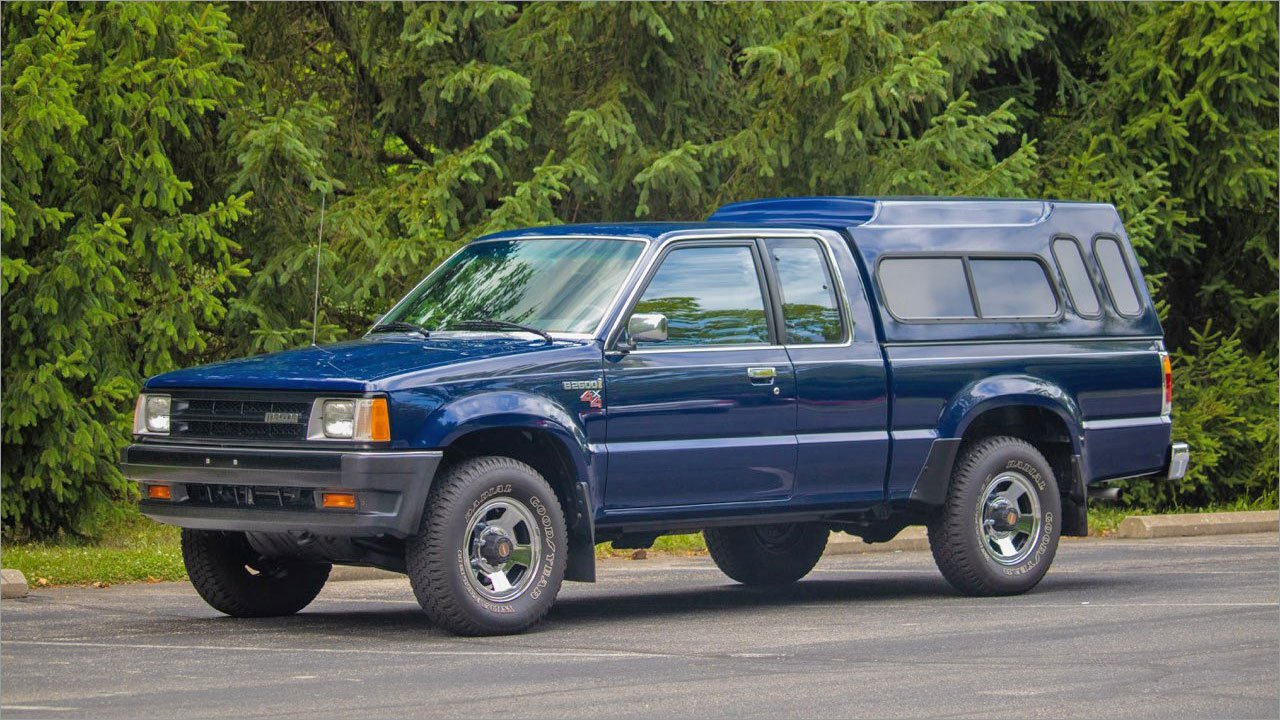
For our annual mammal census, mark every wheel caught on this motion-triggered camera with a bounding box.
[928,436,1062,596]
[181,529,330,617]
[405,456,567,636]
[703,522,829,586]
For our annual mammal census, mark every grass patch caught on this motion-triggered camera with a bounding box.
[1,507,184,587]
[596,532,707,559]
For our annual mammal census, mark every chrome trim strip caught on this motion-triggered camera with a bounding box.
[889,350,1157,363]
[891,428,939,441]
[881,336,1163,347]
[1081,416,1169,431]
[127,444,443,459]
[628,344,784,355]
[604,434,796,453]
[796,430,890,444]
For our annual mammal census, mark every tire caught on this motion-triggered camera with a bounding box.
[181,529,330,617]
[405,456,567,636]
[703,522,829,586]
[928,436,1062,596]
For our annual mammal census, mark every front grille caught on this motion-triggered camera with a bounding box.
[184,483,316,509]
[169,394,312,442]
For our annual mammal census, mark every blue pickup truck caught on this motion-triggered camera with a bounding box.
[123,197,1189,635]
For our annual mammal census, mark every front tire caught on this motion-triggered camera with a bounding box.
[406,456,567,636]
[928,436,1062,596]
[181,529,330,617]
[704,522,829,586]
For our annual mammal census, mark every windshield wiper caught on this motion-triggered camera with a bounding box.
[448,318,553,344]
[367,321,431,338]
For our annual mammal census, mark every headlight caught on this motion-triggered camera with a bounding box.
[133,393,171,435]
[308,397,390,442]
[322,400,356,438]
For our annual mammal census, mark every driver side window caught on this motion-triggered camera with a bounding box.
[632,245,771,346]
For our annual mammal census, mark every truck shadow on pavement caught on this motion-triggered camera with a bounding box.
[130,572,1127,641]
[542,573,1124,628]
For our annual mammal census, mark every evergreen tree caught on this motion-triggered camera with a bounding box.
[2,1,1275,535]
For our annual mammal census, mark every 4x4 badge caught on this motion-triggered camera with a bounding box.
[579,390,603,409]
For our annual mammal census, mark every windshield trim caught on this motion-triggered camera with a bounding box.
[372,235,652,340]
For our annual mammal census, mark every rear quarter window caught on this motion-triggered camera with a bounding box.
[1094,236,1142,316]
[1051,237,1101,317]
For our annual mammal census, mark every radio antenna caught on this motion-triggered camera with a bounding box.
[311,192,327,347]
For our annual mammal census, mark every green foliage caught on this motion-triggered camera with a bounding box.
[1,504,184,585]
[1122,324,1279,508]
[2,1,1276,535]
[2,2,249,535]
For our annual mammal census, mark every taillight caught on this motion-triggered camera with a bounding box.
[1160,352,1173,416]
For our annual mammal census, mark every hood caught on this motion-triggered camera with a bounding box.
[145,335,574,392]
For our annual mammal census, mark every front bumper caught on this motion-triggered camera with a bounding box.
[1167,442,1191,481]
[121,444,443,538]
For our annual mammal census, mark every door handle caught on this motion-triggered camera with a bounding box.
[747,366,776,385]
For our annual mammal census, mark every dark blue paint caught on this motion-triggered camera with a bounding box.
[139,197,1178,533]
[603,345,797,507]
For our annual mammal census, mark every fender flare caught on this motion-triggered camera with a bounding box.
[908,375,1083,509]
[940,374,1084,450]
[417,391,599,582]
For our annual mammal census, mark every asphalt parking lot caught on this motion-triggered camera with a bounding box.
[2,532,1276,719]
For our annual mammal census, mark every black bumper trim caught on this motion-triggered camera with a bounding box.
[122,444,443,538]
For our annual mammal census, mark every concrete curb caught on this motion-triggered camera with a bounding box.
[825,526,929,555]
[1,568,30,598]
[1115,510,1278,539]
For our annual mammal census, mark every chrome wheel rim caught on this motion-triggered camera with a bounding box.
[976,471,1042,566]
[462,498,541,602]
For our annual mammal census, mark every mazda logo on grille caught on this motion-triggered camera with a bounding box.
[263,411,300,424]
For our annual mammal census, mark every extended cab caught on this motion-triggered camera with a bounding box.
[122,197,1189,635]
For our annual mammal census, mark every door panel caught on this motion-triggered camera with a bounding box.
[603,242,797,509]
[603,347,797,508]
[763,236,890,504]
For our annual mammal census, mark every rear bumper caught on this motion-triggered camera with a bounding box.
[121,444,443,538]
[1167,442,1191,481]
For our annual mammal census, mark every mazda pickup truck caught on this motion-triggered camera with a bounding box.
[122,197,1190,635]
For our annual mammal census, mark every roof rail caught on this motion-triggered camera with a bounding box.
[708,196,1063,229]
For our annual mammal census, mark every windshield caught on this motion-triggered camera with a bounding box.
[381,238,646,334]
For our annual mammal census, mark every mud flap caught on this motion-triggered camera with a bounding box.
[565,481,596,582]
[1061,454,1089,537]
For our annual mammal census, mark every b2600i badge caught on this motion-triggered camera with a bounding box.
[562,378,602,391]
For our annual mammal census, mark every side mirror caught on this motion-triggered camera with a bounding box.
[627,313,668,344]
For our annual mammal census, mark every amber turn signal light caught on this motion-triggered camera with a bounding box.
[147,485,172,500]
[369,398,390,442]
[321,492,356,509]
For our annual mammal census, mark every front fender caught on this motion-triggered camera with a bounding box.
[416,390,595,489]
[941,374,1083,451]
[416,390,601,582]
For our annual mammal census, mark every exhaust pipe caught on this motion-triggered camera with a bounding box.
[1088,486,1121,502]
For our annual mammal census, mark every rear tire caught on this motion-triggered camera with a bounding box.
[405,456,567,636]
[181,529,330,617]
[704,522,828,586]
[928,436,1061,596]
